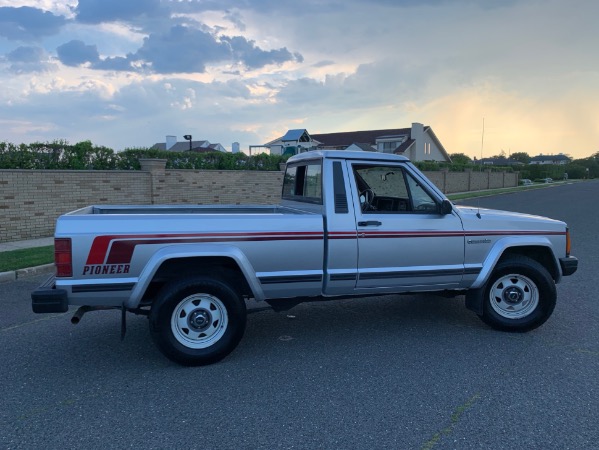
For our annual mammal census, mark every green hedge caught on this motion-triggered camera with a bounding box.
[3,140,596,178]
[0,141,288,171]
[414,160,514,173]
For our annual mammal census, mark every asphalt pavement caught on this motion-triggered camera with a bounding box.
[0,180,597,449]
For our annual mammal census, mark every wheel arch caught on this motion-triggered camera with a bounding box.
[499,246,559,281]
[125,244,264,308]
[471,237,560,290]
[466,238,560,316]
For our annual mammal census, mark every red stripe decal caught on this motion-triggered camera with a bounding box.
[87,232,325,265]
[86,230,565,265]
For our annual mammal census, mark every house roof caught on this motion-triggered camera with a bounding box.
[480,157,524,165]
[348,142,377,152]
[531,154,571,162]
[151,140,221,152]
[394,139,415,154]
[310,128,414,147]
[281,129,311,142]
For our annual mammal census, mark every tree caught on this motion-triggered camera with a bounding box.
[449,153,472,165]
[510,152,531,164]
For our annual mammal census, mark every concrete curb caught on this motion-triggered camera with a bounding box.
[0,264,55,284]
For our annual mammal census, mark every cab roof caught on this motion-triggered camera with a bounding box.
[287,150,410,164]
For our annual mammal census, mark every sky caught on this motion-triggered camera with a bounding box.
[0,0,597,160]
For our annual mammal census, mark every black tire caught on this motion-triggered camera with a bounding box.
[149,276,246,366]
[479,255,556,332]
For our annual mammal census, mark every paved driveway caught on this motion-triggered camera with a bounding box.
[1,180,597,449]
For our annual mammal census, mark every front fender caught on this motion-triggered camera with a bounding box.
[125,244,264,308]
[470,236,559,289]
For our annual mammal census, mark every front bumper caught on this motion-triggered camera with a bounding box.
[31,275,69,313]
[559,256,578,276]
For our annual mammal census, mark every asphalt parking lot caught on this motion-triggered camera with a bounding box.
[1,180,597,449]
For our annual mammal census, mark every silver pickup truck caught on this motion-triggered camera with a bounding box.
[32,151,578,365]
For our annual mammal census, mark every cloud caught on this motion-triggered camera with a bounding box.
[0,6,66,41]
[55,25,303,74]
[132,26,302,73]
[134,25,230,73]
[224,36,303,69]
[5,45,57,73]
[223,10,246,31]
[56,40,100,66]
[75,0,162,24]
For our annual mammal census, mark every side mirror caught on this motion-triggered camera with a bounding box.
[440,199,453,215]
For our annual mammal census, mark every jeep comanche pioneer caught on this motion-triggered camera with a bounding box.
[32,151,578,365]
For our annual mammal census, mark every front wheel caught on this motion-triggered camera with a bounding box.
[479,256,556,332]
[149,276,246,366]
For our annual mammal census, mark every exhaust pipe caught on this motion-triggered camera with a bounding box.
[71,306,117,324]
[71,306,93,324]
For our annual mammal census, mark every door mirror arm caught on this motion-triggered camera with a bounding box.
[440,199,453,215]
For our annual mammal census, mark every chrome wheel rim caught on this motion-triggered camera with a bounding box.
[171,294,228,349]
[489,274,539,319]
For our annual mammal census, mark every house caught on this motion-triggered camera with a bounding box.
[263,129,318,156]
[151,135,226,153]
[529,154,571,165]
[263,123,451,162]
[478,156,524,166]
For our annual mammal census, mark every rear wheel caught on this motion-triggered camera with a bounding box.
[480,256,556,332]
[150,276,246,366]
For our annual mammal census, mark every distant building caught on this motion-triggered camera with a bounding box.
[151,136,226,153]
[262,123,451,162]
[479,156,524,166]
[264,129,317,156]
[529,154,571,165]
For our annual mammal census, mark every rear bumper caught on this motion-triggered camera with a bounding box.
[31,275,69,313]
[559,256,578,276]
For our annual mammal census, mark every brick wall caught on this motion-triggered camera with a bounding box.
[0,166,283,243]
[0,170,150,242]
[153,170,283,205]
[421,169,518,194]
[0,160,516,243]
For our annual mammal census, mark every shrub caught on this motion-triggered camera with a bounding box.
[0,141,288,171]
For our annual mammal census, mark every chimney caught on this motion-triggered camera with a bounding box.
[410,123,424,159]
[166,135,176,151]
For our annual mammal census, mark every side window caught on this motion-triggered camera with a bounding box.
[405,172,438,212]
[353,164,438,214]
[282,162,323,204]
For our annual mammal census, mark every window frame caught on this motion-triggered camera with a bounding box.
[351,163,441,215]
[281,159,323,205]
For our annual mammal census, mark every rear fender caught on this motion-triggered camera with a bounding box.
[125,244,264,308]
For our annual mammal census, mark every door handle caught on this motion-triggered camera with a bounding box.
[358,221,382,227]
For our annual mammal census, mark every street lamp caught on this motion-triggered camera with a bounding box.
[183,134,192,152]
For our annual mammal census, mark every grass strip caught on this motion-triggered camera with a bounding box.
[0,246,54,272]
[448,183,554,201]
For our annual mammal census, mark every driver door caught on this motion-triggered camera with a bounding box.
[349,161,465,291]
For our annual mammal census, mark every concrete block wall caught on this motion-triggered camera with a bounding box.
[444,171,470,194]
[489,172,504,189]
[0,170,150,243]
[421,170,518,194]
[422,172,444,192]
[154,170,283,205]
[0,166,282,243]
[469,171,491,191]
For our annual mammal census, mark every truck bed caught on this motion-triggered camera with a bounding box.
[70,204,310,215]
